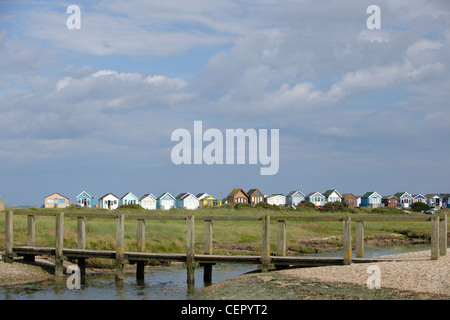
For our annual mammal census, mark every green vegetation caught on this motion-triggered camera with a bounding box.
[370,207,405,214]
[321,201,350,212]
[411,202,430,212]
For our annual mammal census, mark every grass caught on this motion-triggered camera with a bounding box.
[1,206,447,267]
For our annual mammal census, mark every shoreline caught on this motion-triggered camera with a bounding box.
[198,249,450,300]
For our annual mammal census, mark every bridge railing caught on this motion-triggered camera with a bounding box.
[3,210,448,281]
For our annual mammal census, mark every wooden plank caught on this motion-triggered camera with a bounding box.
[197,215,262,221]
[273,215,345,222]
[64,249,115,259]
[14,211,57,217]
[126,214,187,221]
[352,215,432,222]
[126,251,187,262]
[13,246,55,256]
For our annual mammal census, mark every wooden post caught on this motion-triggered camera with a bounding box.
[261,215,271,272]
[439,214,447,256]
[115,214,125,280]
[27,215,35,247]
[202,220,214,283]
[23,214,36,262]
[343,216,352,265]
[355,220,364,258]
[186,215,195,284]
[4,210,13,263]
[77,217,86,277]
[136,219,145,280]
[55,212,64,277]
[277,220,286,257]
[204,220,213,255]
[431,215,439,260]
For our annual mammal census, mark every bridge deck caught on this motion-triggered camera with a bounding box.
[12,246,414,268]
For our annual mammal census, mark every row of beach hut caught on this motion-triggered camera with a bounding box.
[43,189,450,210]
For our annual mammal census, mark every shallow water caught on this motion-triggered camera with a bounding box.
[0,244,430,300]
[311,243,431,258]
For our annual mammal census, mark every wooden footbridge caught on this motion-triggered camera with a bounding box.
[2,210,448,284]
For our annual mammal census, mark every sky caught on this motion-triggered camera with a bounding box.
[0,0,449,206]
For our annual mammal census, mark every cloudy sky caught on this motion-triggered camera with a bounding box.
[1,0,449,206]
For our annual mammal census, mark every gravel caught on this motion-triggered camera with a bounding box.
[265,249,450,296]
[0,258,54,286]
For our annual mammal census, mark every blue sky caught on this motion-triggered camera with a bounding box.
[1,0,449,206]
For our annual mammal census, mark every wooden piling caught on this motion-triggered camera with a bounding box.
[4,210,13,263]
[77,217,86,277]
[277,220,287,257]
[261,216,271,272]
[55,212,64,277]
[431,215,439,260]
[439,214,447,256]
[202,220,214,283]
[115,214,125,280]
[355,221,364,258]
[343,216,352,265]
[186,215,195,284]
[27,215,35,247]
[136,219,145,279]
[23,215,36,262]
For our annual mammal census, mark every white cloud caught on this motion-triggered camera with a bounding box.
[56,77,71,91]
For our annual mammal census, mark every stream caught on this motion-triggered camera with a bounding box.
[0,243,430,300]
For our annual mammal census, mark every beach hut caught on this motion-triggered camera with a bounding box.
[305,192,326,207]
[44,193,70,209]
[140,194,156,210]
[157,192,176,210]
[394,192,414,209]
[360,192,382,208]
[247,189,265,206]
[76,191,94,208]
[119,192,139,206]
[323,190,342,203]
[412,194,427,203]
[286,190,306,206]
[98,193,119,210]
[227,189,249,206]
[265,194,286,206]
[199,195,221,208]
[425,194,444,209]
[342,193,358,208]
[382,195,398,208]
[176,193,200,210]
